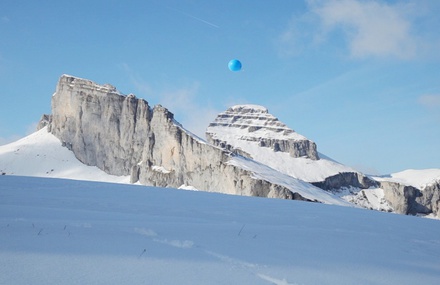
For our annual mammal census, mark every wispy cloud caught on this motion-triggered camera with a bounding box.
[121,63,220,138]
[418,94,440,109]
[311,0,416,59]
[167,7,219,29]
[278,0,437,59]
[1,16,9,23]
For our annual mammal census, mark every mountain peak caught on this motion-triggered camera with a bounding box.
[58,74,120,95]
[206,105,319,160]
[229,104,268,113]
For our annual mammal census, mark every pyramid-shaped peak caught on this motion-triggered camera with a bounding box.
[206,105,319,160]
[209,104,299,140]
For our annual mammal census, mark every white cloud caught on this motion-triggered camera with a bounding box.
[418,94,440,109]
[310,0,416,59]
[279,0,433,59]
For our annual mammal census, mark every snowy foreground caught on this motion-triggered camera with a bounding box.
[1,176,440,285]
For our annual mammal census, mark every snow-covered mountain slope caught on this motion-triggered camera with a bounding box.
[374,169,440,189]
[228,155,352,206]
[333,187,393,213]
[206,105,359,183]
[0,127,130,183]
[1,176,440,285]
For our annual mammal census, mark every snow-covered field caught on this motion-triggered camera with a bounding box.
[1,175,440,285]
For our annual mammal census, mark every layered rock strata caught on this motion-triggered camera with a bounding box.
[206,105,319,160]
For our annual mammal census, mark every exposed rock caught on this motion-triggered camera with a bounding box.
[206,105,319,160]
[420,181,440,218]
[37,114,52,131]
[379,181,431,215]
[312,172,378,190]
[50,75,151,175]
[47,75,334,203]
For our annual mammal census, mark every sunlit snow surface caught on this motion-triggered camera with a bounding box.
[1,176,440,285]
[374,169,440,189]
[228,155,352,206]
[0,127,130,183]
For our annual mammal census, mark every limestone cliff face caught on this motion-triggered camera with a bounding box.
[47,75,312,200]
[50,75,151,175]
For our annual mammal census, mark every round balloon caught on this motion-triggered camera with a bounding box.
[228,59,242,72]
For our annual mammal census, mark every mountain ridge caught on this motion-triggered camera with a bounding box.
[42,74,347,204]
[1,74,439,217]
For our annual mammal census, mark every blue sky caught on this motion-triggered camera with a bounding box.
[0,0,439,175]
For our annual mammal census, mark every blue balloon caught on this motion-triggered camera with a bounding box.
[228,59,242,72]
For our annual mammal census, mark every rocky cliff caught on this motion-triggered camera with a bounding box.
[45,75,344,203]
[379,180,440,217]
[312,172,378,190]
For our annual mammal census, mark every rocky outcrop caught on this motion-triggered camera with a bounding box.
[379,181,431,215]
[312,172,378,190]
[377,180,440,217]
[46,75,332,202]
[37,114,52,131]
[206,105,319,160]
[420,181,440,218]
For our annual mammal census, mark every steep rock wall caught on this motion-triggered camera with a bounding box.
[50,76,151,175]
